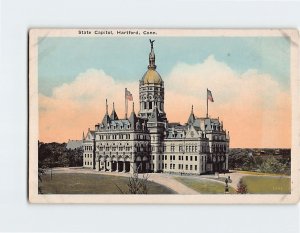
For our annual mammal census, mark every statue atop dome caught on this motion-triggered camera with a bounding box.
[148,39,156,70]
[149,39,155,48]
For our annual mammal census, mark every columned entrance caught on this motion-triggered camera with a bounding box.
[124,161,130,172]
[118,161,124,172]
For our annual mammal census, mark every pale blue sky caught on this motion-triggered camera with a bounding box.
[38,36,290,96]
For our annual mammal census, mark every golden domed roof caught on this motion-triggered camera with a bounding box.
[142,69,162,84]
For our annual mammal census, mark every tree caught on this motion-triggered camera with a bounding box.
[237,178,248,194]
[258,157,288,174]
[115,164,149,194]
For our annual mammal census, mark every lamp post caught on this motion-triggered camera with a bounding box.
[224,178,229,194]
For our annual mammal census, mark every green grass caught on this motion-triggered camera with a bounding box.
[242,176,291,194]
[175,177,236,194]
[235,170,289,177]
[39,173,175,194]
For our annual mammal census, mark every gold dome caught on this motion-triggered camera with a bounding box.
[142,69,162,84]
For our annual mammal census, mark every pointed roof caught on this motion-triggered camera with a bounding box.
[102,113,111,125]
[110,102,119,120]
[129,102,138,125]
[101,98,111,125]
[187,105,196,125]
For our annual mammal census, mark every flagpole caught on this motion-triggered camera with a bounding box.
[206,88,208,118]
[125,88,127,119]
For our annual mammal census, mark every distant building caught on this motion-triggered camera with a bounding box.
[66,140,83,150]
[82,40,230,174]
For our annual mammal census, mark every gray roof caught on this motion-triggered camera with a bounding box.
[66,140,83,150]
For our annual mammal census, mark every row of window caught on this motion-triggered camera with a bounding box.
[141,101,163,110]
[84,154,93,158]
[99,134,132,140]
[84,161,93,165]
[153,155,200,161]
[84,146,93,151]
[164,145,210,153]
[211,144,227,152]
[99,146,132,152]
[165,163,197,171]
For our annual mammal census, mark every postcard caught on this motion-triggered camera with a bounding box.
[29,29,300,203]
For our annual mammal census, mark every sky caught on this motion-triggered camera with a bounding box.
[38,36,291,148]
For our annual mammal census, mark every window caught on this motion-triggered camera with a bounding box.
[195,156,197,161]
[149,102,152,109]
[173,164,175,169]
[173,155,175,160]
[195,165,197,170]
[165,164,167,169]
[190,165,193,170]
[171,145,175,152]
[190,156,193,161]
[186,156,188,161]
[165,155,167,160]
[186,165,188,170]
[179,145,183,152]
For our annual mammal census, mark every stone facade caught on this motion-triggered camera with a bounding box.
[83,40,230,174]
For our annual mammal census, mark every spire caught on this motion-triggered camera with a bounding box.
[187,104,196,125]
[110,102,119,120]
[106,99,108,114]
[102,99,111,125]
[129,102,137,126]
[82,131,85,140]
[148,39,156,69]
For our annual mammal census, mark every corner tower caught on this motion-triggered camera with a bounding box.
[138,40,166,121]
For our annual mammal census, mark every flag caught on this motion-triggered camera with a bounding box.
[207,89,214,102]
[125,88,133,101]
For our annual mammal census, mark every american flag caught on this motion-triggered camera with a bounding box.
[207,89,214,102]
[125,88,133,101]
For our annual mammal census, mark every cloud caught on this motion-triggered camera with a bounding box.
[39,56,291,148]
[39,69,138,143]
[164,55,291,148]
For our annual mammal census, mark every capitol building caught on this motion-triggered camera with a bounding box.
[82,40,230,174]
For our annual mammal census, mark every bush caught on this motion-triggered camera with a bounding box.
[237,178,248,194]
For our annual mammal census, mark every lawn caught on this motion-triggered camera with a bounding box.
[242,176,291,194]
[39,173,175,194]
[175,177,236,194]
